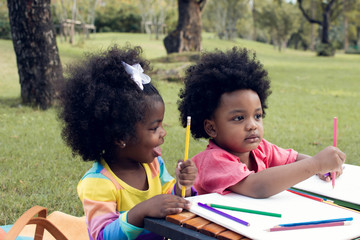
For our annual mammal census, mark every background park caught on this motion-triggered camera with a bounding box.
[0,0,360,226]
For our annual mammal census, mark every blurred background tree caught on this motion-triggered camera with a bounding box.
[2,0,360,55]
[163,0,207,53]
[0,1,11,39]
[7,0,63,110]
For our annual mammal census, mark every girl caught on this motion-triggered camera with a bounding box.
[177,47,345,199]
[58,45,197,240]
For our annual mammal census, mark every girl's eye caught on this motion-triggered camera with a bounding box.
[150,127,159,131]
[234,116,244,121]
[255,114,263,120]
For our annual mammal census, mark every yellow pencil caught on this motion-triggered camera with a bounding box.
[181,116,191,197]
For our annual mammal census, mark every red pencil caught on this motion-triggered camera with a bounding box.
[286,189,323,202]
[267,221,350,232]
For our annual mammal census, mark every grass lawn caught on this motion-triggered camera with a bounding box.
[0,33,359,224]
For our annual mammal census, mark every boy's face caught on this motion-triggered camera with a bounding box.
[205,89,264,157]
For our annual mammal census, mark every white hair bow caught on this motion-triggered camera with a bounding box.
[121,61,151,90]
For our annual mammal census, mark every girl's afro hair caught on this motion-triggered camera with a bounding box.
[58,45,156,161]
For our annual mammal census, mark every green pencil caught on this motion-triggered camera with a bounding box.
[207,203,282,218]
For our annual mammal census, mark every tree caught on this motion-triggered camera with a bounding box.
[204,0,248,40]
[342,0,360,51]
[259,1,300,51]
[298,0,343,56]
[7,0,63,109]
[137,0,176,40]
[163,0,206,54]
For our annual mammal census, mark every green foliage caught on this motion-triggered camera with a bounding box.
[95,4,141,33]
[258,1,301,51]
[1,33,360,225]
[0,2,11,39]
[202,0,249,40]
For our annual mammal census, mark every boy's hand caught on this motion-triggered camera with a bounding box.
[317,172,332,182]
[176,159,197,193]
[314,146,345,179]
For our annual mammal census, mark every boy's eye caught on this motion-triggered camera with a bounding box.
[255,114,263,120]
[234,116,244,121]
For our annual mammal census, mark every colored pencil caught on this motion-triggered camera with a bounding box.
[287,189,324,202]
[323,200,360,214]
[198,202,250,226]
[181,116,191,197]
[267,221,350,232]
[207,203,281,218]
[276,217,353,227]
[332,117,337,188]
[288,188,331,202]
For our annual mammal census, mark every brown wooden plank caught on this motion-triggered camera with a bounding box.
[199,222,227,237]
[165,211,197,225]
[217,230,244,240]
[183,216,211,231]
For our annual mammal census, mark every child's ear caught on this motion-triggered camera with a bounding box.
[204,119,217,138]
[115,140,126,148]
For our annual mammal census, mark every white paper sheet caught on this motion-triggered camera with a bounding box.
[293,164,360,205]
[187,190,360,240]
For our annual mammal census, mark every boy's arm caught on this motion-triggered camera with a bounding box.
[296,153,311,161]
[228,146,345,199]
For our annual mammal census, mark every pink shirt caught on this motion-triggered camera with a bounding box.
[193,139,298,195]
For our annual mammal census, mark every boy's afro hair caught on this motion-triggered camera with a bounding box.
[58,45,151,161]
[178,47,271,139]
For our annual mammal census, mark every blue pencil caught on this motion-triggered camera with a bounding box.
[276,217,353,227]
[198,202,250,226]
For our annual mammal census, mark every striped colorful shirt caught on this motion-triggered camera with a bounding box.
[77,157,176,240]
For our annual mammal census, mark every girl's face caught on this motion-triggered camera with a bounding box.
[122,99,167,164]
[205,89,264,157]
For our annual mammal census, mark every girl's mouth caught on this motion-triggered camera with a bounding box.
[153,146,162,157]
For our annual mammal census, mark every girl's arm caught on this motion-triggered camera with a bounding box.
[127,157,193,227]
[228,146,345,198]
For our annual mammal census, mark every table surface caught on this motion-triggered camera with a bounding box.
[144,217,217,240]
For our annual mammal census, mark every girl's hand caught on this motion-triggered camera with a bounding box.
[313,146,345,178]
[175,159,197,195]
[127,194,191,227]
[144,194,191,218]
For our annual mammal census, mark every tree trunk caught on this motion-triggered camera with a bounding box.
[7,0,63,109]
[252,0,257,41]
[163,0,206,54]
[298,0,339,45]
[343,0,348,51]
[322,11,330,44]
[310,0,315,51]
